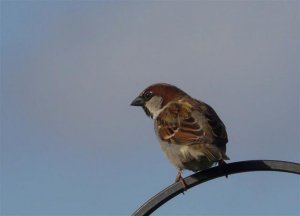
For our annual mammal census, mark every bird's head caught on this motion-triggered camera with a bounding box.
[130,83,186,119]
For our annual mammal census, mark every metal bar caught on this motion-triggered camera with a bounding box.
[132,160,300,216]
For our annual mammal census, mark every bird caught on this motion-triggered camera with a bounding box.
[131,83,229,188]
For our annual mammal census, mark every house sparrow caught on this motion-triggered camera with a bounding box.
[131,83,229,187]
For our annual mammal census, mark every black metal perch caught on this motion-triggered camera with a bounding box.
[132,160,300,216]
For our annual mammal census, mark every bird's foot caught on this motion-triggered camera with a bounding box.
[175,171,188,192]
[218,159,228,178]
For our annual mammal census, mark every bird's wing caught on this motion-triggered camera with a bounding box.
[155,101,201,144]
[199,101,229,160]
[200,101,228,148]
[156,99,229,161]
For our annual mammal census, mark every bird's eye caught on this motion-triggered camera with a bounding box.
[143,91,153,101]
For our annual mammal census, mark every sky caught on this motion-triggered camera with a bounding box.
[1,1,299,215]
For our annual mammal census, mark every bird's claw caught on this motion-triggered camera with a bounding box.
[175,172,188,192]
[218,159,228,178]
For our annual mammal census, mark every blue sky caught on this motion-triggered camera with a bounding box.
[1,1,299,215]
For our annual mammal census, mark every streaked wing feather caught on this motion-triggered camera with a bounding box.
[156,99,229,161]
[191,144,223,161]
[156,101,205,145]
[201,102,228,149]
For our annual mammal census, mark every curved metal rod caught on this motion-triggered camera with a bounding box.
[132,160,300,216]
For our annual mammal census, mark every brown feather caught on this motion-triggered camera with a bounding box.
[133,83,229,172]
[156,97,229,161]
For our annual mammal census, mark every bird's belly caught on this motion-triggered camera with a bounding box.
[160,141,214,172]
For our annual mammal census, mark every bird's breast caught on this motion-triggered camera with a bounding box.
[159,140,213,171]
[159,141,188,170]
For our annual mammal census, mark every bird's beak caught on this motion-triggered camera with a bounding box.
[130,96,144,106]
